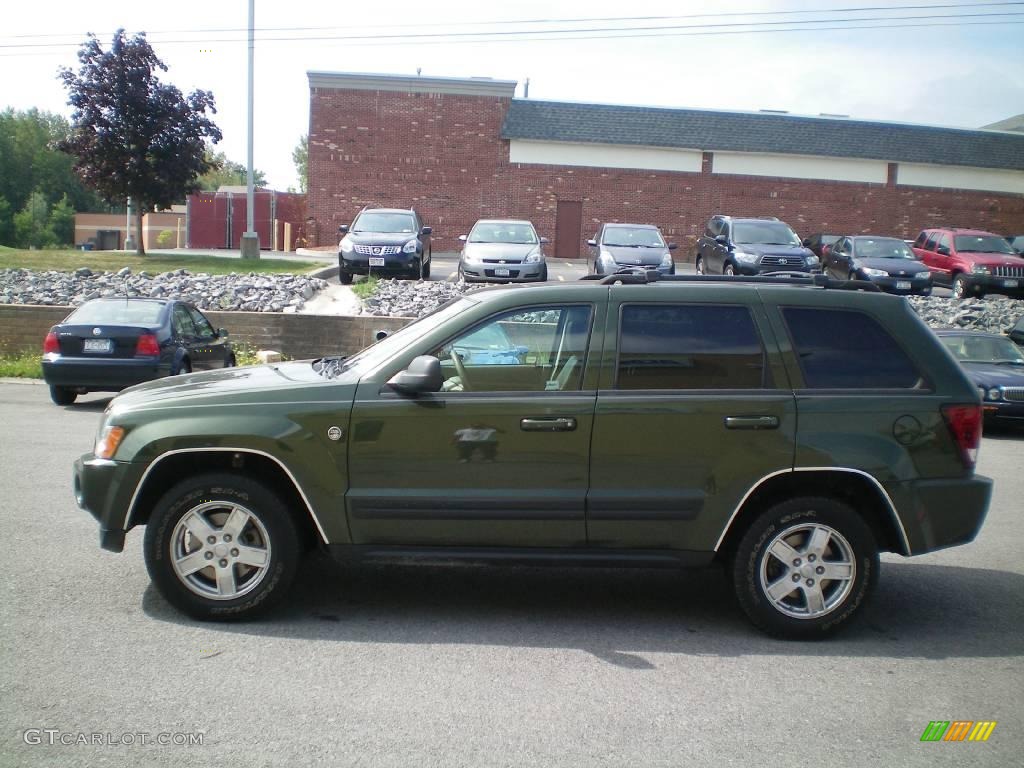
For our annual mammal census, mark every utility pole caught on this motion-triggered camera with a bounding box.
[124,196,136,251]
[240,0,260,260]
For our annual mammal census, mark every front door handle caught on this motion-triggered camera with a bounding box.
[521,417,577,432]
[724,415,780,430]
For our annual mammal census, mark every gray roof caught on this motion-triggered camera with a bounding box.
[501,100,1024,171]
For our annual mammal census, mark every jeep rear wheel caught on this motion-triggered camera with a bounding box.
[731,496,878,639]
[695,256,705,275]
[951,273,968,299]
[724,263,736,276]
[144,473,301,621]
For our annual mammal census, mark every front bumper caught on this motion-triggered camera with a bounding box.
[889,474,992,555]
[339,252,423,277]
[962,273,1024,297]
[737,262,817,276]
[462,261,546,282]
[43,357,166,391]
[73,454,146,552]
[863,274,933,295]
[982,399,1024,423]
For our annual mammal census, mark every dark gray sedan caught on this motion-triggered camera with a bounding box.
[457,220,549,283]
[825,236,932,295]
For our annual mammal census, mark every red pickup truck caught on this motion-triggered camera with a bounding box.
[912,228,1024,299]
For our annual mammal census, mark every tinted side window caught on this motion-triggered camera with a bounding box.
[782,308,921,389]
[914,232,928,247]
[172,305,196,337]
[936,233,951,253]
[617,304,767,390]
[188,307,216,339]
[705,219,721,238]
[923,232,938,250]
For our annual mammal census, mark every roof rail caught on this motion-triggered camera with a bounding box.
[583,267,881,291]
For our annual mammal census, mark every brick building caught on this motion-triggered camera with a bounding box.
[306,71,1024,259]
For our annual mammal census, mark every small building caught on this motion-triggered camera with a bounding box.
[307,71,1024,258]
[74,208,186,251]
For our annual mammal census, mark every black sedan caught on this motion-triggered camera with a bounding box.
[825,236,932,294]
[936,330,1024,426]
[42,298,235,405]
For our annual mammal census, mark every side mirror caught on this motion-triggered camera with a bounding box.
[217,328,229,338]
[388,355,443,395]
[421,226,432,235]
[802,238,811,247]
[937,245,950,256]
[540,236,550,244]
[458,234,468,242]
[374,329,389,342]
[715,234,729,245]
[338,224,349,234]
[667,243,678,251]
[586,239,597,247]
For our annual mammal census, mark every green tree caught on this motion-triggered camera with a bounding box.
[48,194,76,246]
[292,134,308,193]
[0,196,12,246]
[197,150,267,191]
[0,108,106,218]
[58,30,222,253]
[13,191,56,248]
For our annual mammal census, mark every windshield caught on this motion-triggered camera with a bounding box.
[854,238,918,260]
[953,235,1015,254]
[604,227,666,247]
[468,222,538,244]
[941,335,1024,364]
[352,212,417,234]
[326,295,478,376]
[733,222,801,246]
[66,300,164,325]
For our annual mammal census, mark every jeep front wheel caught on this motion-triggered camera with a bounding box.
[731,497,878,639]
[144,473,301,621]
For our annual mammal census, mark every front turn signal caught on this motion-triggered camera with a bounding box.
[95,426,126,460]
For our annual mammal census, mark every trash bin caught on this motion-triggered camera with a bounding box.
[79,242,94,251]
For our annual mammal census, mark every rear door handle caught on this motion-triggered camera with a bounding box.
[724,415,780,430]
[521,417,577,432]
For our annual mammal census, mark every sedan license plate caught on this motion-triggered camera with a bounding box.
[83,339,112,353]
[368,257,385,267]
[495,268,511,277]
[1004,279,1019,288]
[896,281,912,290]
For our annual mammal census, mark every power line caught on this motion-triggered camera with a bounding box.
[0,1,1021,42]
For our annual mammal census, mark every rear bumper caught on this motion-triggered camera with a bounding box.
[43,357,166,391]
[889,475,992,555]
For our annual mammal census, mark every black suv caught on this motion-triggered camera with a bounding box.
[696,215,820,276]
[338,207,432,283]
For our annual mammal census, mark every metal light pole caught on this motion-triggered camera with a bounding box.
[124,196,136,251]
[240,0,260,260]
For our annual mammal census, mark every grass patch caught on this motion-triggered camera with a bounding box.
[0,351,43,378]
[350,276,379,300]
[0,249,318,275]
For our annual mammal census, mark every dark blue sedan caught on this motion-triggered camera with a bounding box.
[825,236,933,294]
[42,298,235,405]
[936,330,1024,426]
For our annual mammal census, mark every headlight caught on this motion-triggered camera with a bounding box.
[94,425,126,460]
[861,267,888,277]
[659,253,673,268]
[403,239,418,254]
[463,249,481,263]
[524,250,542,264]
[972,264,991,274]
[916,271,932,279]
[734,251,759,263]
[806,255,820,267]
[600,249,614,261]
[340,239,354,254]
[986,387,1002,401]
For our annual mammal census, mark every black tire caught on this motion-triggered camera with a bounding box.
[724,263,736,276]
[174,359,191,376]
[49,385,77,406]
[144,473,301,621]
[731,496,878,639]
[226,354,237,368]
[951,273,968,299]
[339,271,353,285]
[538,264,549,282]
[695,256,705,275]
[421,257,431,280]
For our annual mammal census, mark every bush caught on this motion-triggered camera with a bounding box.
[156,229,174,247]
[0,350,43,378]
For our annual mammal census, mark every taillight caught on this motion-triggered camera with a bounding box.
[43,331,60,355]
[135,334,160,356]
[941,404,983,469]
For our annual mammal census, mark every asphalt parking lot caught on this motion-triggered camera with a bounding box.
[0,380,1020,767]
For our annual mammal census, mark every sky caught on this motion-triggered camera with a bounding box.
[1,0,1022,191]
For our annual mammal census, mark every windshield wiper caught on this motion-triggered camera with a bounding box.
[312,356,349,379]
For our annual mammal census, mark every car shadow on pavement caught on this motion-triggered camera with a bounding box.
[142,555,1024,667]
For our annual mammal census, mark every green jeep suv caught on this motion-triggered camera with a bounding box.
[73,274,991,638]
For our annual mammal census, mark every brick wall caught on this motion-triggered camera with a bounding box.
[0,305,412,360]
[308,89,1024,258]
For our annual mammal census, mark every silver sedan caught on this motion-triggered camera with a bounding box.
[458,219,549,283]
